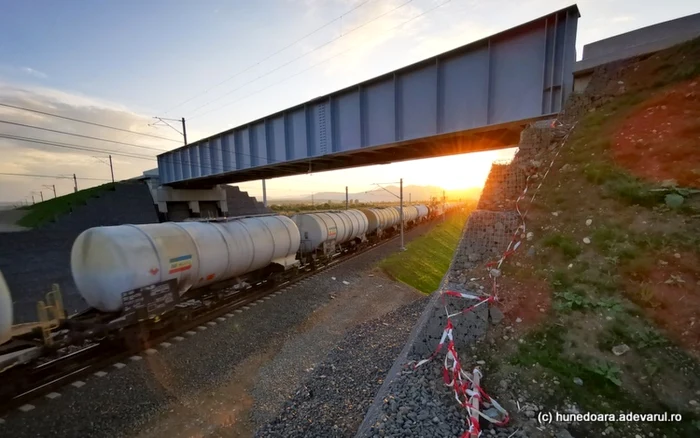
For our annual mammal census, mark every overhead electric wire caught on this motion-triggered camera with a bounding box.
[190,0,451,120]
[0,133,252,183]
[0,134,156,161]
[0,130,308,175]
[157,0,453,181]
[1,136,387,190]
[4,3,456,192]
[6,5,467,186]
[0,172,111,182]
[0,119,169,153]
[0,103,181,143]
[187,0,414,117]
[162,0,373,115]
[0,133,312,179]
[0,120,291,171]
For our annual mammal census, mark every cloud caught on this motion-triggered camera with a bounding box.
[611,16,635,23]
[21,67,48,79]
[302,0,430,76]
[0,82,195,202]
[299,0,500,82]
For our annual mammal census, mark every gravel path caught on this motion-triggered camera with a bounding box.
[255,296,430,438]
[0,222,438,438]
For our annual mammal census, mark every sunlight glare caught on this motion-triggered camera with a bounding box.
[239,147,519,199]
[397,148,518,190]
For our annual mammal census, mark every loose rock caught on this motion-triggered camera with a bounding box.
[490,307,505,325]
[612,344,630,356]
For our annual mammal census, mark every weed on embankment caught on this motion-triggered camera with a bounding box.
[476,38,700,437]
[379,204,476,294]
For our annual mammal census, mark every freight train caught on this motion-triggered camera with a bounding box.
[0,202,464,371]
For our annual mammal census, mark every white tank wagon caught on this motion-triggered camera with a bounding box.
[71,215,301,313]
[379,207,400,229]
[415,204,429,221]
[0,271,12,345]
[359,208,400,235]
[358,209,381,234]
[292,210,369,255]
[345,209,369,240]
[394,205,419,224]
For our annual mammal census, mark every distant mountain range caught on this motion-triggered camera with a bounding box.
[268,185,482,204]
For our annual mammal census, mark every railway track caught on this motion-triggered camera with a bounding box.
[0,229,405,416]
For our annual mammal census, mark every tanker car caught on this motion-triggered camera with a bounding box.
[360,207,401,239]
[0,202,464,359]
[71,215,301,313]
[292,209,370,263]
[0,271,12,346]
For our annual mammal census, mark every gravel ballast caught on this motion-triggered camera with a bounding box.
[255,296,430,438]
[361,360,525,438]
[0,220,442,438]
[354,202,521,437]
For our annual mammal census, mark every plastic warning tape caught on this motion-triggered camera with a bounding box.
[415,290,508,436]
[414,120,578,438]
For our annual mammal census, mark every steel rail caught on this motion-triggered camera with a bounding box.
[0,215,448,415]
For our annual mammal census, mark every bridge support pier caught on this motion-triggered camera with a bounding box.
[262,179,267,208]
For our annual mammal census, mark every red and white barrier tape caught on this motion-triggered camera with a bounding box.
[414,294,509,437]
[413,120,577,437]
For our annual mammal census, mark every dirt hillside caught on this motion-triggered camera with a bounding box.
[471,38,700,437]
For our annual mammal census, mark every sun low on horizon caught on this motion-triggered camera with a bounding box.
[240,146,519,200]
[393,148,519,190]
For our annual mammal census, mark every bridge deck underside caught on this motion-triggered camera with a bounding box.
[158,6,579,188]
[167,118,542,189]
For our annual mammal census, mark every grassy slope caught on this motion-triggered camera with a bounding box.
[379,205,474,294]
[270,201,393,215]
[484,39,700,437]
[17,183,116,228]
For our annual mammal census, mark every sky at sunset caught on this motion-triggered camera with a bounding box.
[1,0,698,203]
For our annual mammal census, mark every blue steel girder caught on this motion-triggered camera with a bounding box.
[158,5,579,187]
